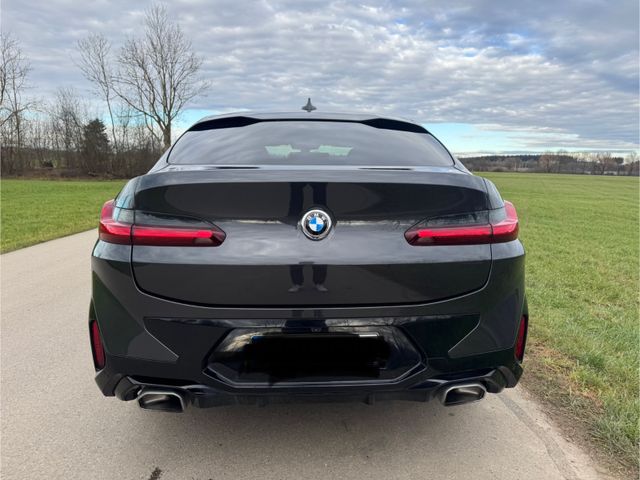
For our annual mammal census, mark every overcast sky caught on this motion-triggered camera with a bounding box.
[3,0,639,154]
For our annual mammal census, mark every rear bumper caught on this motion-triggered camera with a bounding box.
[111,363,521,408]
[94,332,523,407]
[90,239,527,405]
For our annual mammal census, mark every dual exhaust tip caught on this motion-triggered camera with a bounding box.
[135,382,487,412]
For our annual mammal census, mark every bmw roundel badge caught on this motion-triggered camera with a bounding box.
[301,209,332,240]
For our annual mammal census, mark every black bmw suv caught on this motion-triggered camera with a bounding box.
[89,112,527,412]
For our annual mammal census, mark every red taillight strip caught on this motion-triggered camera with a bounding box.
[98,199,226,246]
[405,225,493,245]
[132,225,226,246]
[90,320,106,369]
[405,200,519,246]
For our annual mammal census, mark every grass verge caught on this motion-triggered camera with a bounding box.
[1,179,125,253]
[482,173,639,474]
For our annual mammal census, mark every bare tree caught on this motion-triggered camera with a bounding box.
[112,4,207,149]
[0,33,34,173]
[594,152,612,175]
[47,87,88,169]
[1,34,29,124]
[626,151,638,176]
[538,152,556,173]
[0,33,31,132]
[77,34,119,152]
[627,151,640,176]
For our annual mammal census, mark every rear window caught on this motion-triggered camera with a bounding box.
[168,121,454,166]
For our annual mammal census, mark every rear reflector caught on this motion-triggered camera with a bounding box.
[405,201,519,246]
[98,199,225,246]
[90,320,106,369]
[515,314,528,362]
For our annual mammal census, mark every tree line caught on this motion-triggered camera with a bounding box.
[461,152,639,176]
[1,4,206,177]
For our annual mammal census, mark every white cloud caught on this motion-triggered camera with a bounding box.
[2,0,638,151]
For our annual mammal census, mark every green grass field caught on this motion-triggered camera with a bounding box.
[1,174,638,468]
[0,179,125,253]
[482,173,639,469]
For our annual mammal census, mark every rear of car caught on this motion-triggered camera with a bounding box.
[89,112,527,412]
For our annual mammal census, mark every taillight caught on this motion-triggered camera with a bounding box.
[90,320,106,369]
[492,201,519,243]
[515,314,528,362]
[98,199,225,246]
[99,199,132,244]
[132,225,225,246]
[405,201,519,246]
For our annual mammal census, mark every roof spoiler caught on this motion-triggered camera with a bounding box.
[188,116,429,134]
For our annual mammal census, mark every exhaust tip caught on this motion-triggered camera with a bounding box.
[137,389,187,413]
[439,383,486,406]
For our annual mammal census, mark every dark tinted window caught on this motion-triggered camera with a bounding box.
[168,121,454,166]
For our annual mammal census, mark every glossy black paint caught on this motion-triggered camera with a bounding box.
[131,168,492,306]
[89,112,527,407]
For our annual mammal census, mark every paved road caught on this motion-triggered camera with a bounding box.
[1,231,611,480]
